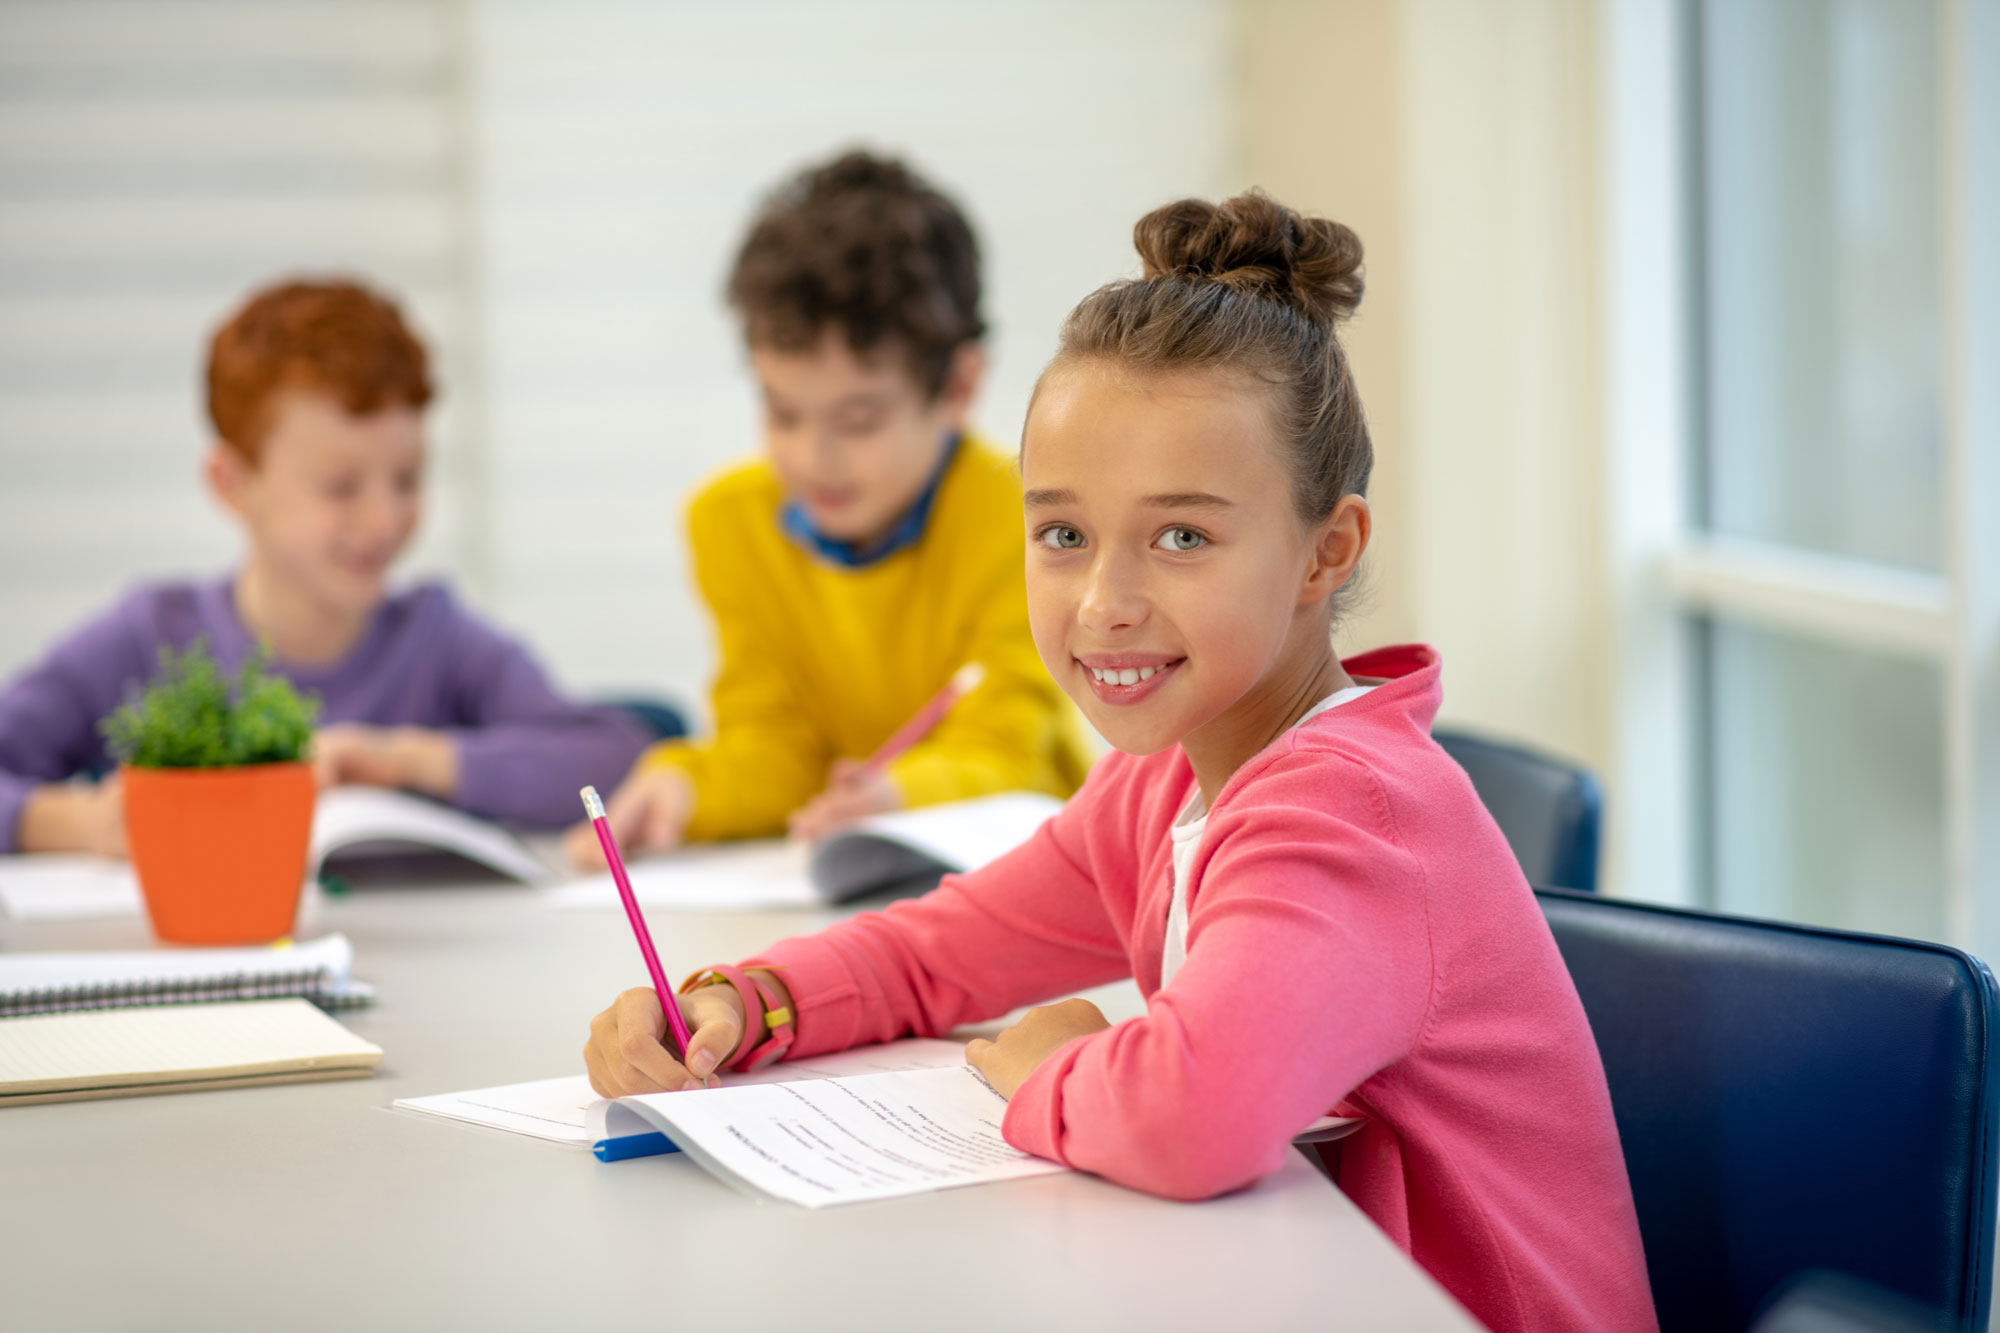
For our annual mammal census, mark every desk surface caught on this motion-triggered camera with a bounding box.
[0,879,1479,1332]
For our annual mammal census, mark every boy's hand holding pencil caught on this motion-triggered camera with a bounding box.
[788,662,982,841]
[787,758,903,841]
[563,767,696,871]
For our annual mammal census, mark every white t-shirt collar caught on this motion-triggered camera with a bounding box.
[1160,682,1381,987]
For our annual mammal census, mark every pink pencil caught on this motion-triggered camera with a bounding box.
[581,786,695,1060]
[853,663,986,782]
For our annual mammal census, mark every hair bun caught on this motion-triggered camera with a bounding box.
[1133,191,1363,325]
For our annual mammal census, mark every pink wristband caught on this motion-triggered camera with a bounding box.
[679,964,795,1071]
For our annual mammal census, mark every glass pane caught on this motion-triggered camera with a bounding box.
[1707,621,1947,940]
[1698,0,1944,570]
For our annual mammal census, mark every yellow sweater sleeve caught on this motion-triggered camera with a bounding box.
[640,496,830,842]
[884,536,1078,808]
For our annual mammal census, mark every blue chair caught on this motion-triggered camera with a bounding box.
[1435,728,1602,892]
[599,697,688,743]
[1536,887,1999,1332]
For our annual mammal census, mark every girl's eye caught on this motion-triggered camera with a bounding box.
[1038,525,1086,550]
[1155,527,1207,552]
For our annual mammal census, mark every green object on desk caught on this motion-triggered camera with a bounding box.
[318,873,351,897]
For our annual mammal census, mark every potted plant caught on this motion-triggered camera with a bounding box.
[102,640,321,945]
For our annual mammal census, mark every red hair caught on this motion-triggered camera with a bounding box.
[206,278,434,462]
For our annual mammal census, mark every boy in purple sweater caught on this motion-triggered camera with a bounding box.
[0,278,650,856]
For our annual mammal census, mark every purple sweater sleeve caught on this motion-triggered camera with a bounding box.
[436,608,652,828]
[0,593,158,852]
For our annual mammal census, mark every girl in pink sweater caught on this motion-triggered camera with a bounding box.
[584,193,1657,1333]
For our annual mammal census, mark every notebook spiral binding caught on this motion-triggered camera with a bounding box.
[0,967,370,1019]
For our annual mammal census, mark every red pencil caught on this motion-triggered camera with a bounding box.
[581,785,695,1060]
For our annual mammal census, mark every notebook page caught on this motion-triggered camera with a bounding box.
[312,788,554,884]
[816,791,1062,879]
[0,998,381,1096]
[0,855,143,919]
[615,1065,1066,1207]
[542,838,818,910]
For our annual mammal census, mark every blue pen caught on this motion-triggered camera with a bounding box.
[592,1130,678,1162]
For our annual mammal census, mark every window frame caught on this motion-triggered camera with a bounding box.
[1600,0,2000,955]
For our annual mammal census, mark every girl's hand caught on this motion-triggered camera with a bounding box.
[965,997,1112,1099]
[311,724,458,798]
[564,767,695,870]
[583,983,745,1097]
[788,759,903,842]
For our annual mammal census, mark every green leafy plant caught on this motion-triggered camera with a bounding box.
[101,639,321,769]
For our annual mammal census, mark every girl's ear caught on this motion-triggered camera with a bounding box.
[1299,494,1370,607]
[204,442,254,519]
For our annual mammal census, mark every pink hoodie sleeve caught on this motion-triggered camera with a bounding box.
[748,799,1134,1057]
[1002,749,1436,1201]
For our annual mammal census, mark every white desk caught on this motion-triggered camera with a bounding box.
[0,879,1480,1332]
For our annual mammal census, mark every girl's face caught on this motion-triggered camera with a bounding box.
[1022,361,1357,758]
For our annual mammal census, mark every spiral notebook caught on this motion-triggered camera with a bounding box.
[0,933,374,1018]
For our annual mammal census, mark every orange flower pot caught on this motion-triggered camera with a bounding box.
[121,762,316,945]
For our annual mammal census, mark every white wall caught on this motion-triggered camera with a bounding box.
[471,0,1236,705]
[1236,0,1610,781]
[1398,0,1607,771]
[0,0,475,676]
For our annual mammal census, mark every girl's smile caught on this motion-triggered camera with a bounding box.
[1074,654,1185,705]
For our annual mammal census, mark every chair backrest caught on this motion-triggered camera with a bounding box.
[1536,888,1999,1332]
[1435,728,1602,891]
[598,697,688,743]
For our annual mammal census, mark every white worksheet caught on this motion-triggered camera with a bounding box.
[394,1074,605,1145]
[393,1038,973,1147]
[614,1064,1067,1207]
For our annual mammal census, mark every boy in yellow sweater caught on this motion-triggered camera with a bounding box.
[567,151,1088,866]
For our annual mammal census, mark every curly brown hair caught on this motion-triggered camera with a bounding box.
[726,150,985,399]
[206,278,434,462]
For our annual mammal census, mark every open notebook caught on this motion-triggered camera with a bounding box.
[0,787,554,920]
[0,934,373,1018]
[546,791,1064,910]
[0,998,382,1107]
